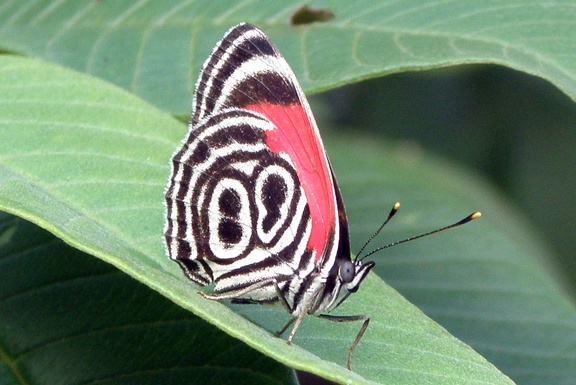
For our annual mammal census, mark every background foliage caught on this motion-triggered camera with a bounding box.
[0,1,575,384]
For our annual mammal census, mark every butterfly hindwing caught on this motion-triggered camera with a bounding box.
[167,108,308,298]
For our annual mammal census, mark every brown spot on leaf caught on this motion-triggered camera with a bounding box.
[290,4,335,25]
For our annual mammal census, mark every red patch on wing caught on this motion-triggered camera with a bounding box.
[245,102,335,262]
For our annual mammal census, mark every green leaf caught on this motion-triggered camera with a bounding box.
[0,56,516,384]
[0,1,573,115]
[0,213,295,385]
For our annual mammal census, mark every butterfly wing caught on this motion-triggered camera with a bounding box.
[165,23,346,301]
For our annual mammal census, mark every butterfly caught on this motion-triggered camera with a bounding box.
[164,22,480,370]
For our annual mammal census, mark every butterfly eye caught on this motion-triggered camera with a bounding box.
[339,261,356,283]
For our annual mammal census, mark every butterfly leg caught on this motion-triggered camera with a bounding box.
[273,280,294,313]
[275,308,309,347]
[275,317,295,337]
[273,280,299,339]
[286,309,309,345]
[276,283,323,344]
[318,314,370,370]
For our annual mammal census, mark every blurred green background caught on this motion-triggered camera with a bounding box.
[316,65,576,298]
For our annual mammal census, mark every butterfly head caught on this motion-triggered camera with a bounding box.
[338,259,375,293]
[322,258,375,313]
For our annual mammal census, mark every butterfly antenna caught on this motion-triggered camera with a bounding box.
[358,211,482,262]
[355,202,401,260]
